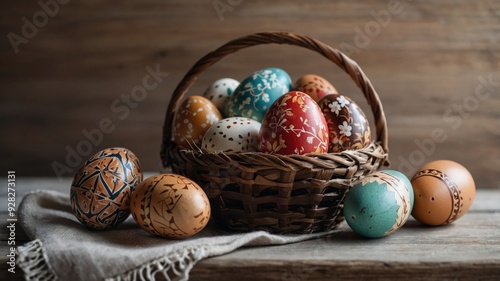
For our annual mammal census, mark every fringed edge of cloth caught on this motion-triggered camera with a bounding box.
[17,239,57,281]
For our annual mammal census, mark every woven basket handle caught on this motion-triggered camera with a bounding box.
[161,31,389,167]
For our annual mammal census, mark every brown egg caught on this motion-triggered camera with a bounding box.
[70,167,134,229]
[411,160,476,226]
[130,174,211,239]
[70,147,142,230]
[84,147,142,187]
[292,74,338,102]
[318,94,371,152]
[172,96,222,148]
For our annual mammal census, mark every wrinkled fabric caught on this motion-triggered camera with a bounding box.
[17,190,339,281]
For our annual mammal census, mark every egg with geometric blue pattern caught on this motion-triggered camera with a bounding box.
[70,147,143,230]
[344,170,414,238]
[224,67,291,122]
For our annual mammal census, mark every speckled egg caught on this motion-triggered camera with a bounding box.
[292,74,338,102]
[411,160,476,226]
[201,117,261,153]
[344,170,414,238]
[224,67,291,122]
[258,91,329,155]
[172,95,223,148]
[203,78,240,114]
[70,147,143,230]
[318,94,371,152]
[130,174,211,239]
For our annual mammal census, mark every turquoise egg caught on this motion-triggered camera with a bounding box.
[224,67,291,121]
[383,170,414,213]
[344,170,414,238]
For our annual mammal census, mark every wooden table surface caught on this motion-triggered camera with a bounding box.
[1,176,499,280]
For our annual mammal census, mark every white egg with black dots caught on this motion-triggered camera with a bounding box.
[203,78,240,114]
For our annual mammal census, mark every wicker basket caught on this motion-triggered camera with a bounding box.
[160,31,389,234]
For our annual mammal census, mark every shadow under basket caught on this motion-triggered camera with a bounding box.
[161,31,390,234]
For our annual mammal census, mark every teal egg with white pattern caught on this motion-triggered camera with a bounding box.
[344,170,414,238]
[224,67,291,122]
[383,170,414,213]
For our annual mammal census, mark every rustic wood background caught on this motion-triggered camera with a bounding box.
[1,0,499,188]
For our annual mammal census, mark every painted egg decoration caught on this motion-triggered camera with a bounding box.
[292,74,338,102]
[411,160,475,226]
[385,170,414,211]
[258,91,329,155]
[344,170,414,238]
[83,147,142,187]
[201,117,261,153]
[172,95,223,148]
[224,67,292,122]
[70,147,143,229]
[318,94,371,153]
[203,78,240,114]
[130,174,211,239]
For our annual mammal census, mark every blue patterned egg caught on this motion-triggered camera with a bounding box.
[344,170,414,238]
[385,170,414,212]
[70,147,143,230]
[224,67,291,122]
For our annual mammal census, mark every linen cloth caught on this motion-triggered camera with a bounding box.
[17,190,340,281]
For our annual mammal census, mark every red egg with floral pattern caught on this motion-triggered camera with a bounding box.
[258,91,329,155]
[318,94,371,153]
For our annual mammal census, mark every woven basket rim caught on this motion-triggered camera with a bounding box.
[160,31,389,169]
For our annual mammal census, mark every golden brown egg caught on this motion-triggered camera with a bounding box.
[292,74,338,102]
[411,160,475,226]
[130,174,211,239]
[172,96,222,148]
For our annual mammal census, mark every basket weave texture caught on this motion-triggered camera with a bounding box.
[161,32,389,234]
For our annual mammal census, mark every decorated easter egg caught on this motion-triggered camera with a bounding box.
[130,174,211,239]
[224,67,291,121]
[258,91,329,155]
[292,74,338,102]
[70,147,143,230]
[84,147,142,187]
[344,170,414,238]
[172,95,223,148]
[318,94,371,152]
[201,117,261,153]
[203,78,240,114]
[411,160,475,226]
[385,170,414,212]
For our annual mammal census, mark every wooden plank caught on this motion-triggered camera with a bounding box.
[196,214,500,264]
[190,212,500,279]
[190,260,500,281]
[1,0,500,189]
